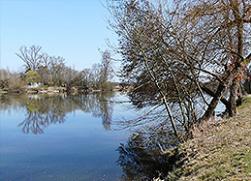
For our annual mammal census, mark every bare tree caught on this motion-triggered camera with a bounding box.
[16,45,44,71]
[49,56,66,86]
[99,50,113,90]
[108,0,251,137]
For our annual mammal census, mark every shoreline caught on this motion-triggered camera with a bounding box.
[0,86,124,96]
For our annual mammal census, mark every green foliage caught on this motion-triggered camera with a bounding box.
[25,70,41,85]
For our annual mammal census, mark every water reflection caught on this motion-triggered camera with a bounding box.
[0,93,114,134]
[0,93,175,180]
[117,126,180,180]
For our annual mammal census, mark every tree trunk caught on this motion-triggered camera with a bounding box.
[66,84,71,95]
[228,78,238,116]
[200,66,239,121]
[201,83,226,121]
[201,85,231,112]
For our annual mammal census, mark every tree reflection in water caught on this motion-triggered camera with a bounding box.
[117,126,180,180]
[0,93,114,134]
[1,93,180,179]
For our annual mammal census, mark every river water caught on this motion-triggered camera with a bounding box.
[0,92,143,181]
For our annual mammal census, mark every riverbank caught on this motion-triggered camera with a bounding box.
[0,85,124,95]
[165,96,251,180]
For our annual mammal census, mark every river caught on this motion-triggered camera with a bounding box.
[0,92,144,181]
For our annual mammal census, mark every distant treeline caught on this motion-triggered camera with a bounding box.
[0,45,115,93]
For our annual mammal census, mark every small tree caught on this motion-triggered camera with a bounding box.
[25,70,41,85]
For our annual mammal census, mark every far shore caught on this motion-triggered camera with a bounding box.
[0,85,127,96]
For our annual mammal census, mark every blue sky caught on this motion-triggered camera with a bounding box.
[0,0,117,72]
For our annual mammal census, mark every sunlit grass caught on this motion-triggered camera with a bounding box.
[238,96,251,110]
[168,95,251,180]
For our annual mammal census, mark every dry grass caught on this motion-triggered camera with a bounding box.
[168,96,251,181]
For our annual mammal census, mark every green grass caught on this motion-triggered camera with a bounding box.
[242,149,251,174]
[238,96,251,110]
[167,95,251,180]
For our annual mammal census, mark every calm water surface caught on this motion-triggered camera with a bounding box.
[0,93,140,181]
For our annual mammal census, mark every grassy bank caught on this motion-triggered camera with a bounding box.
[167,96,251,180]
